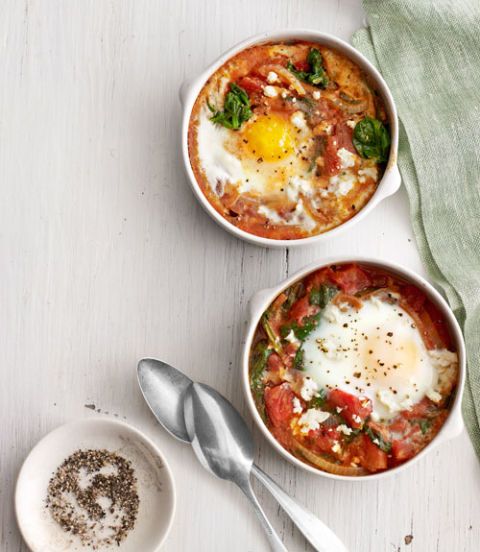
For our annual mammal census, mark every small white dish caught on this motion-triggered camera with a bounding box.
[15,418,175,552]
[180,29,401,248]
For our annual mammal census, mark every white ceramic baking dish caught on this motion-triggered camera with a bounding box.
[180,29,401,248]
[242,257,466,480]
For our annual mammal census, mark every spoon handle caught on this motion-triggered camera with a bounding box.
[251,464,349,552]
[238,480,288,552]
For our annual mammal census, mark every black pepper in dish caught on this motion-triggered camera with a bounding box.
[46,449,139,549]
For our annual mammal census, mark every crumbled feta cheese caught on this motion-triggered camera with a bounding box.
[352,414,362,425]
[298,408,330,433]
[428,349,458,368]
[358,166,378,183]
[337,424,353,436]
[312,90,321,100]
[284,329,300,346]
[300,377,319,401]
[258,204,282,223]
[263,85,278,98]
[373,438,380,446]
[426,389,442,403]
[258,200,316,232]
[337,147,357,169]
[267,71,279,84]
[346,119,356,129]
[331,441,342,453]
[285,176,312,202]
[292,396,303,414]
[428,349,458,396]
[281,90,288,99]
[336,406,344,414]
[324,172,357,196]
[290,111,307,130]
[290,200,316,231]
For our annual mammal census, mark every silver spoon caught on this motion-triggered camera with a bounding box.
[184,382,287,551]
[137,358,349,552]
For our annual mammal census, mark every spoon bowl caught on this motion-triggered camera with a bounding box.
[183,383,254,483]
[137,358,191,442]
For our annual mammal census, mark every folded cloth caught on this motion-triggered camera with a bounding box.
[352,0,480,457]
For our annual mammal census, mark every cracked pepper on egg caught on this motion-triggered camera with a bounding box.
[188,41,391,239]
[249,263,458,475]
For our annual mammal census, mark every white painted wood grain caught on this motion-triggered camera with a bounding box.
[1,1,479,551]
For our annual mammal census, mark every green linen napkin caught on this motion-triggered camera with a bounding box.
[352,0,480,457]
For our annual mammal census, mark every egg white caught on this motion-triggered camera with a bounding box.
[302,296,441,421]
[197,108,323,229]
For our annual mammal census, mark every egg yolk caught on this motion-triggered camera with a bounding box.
[360,329,420,384]
[242,114,295,162]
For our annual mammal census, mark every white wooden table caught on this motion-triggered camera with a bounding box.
[2,1,479,551]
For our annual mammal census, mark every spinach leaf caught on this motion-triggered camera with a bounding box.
[353,116,391,163]
[308,388,327,408]
[279,283,337,343]
[208,83,252,130]
[293,347,304,371]
[250,340,272,420]
[365,426,392,453]
[309,284,338,308]
[418,419,431,435]
[280,311,321,342]
[287,48,329,88]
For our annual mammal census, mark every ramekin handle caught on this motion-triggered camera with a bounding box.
[378,164,402,200]
[248,288,274,318]
[179,77,195,106]
[432,410,464,447]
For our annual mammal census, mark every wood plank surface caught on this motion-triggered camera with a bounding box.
[1,1,479,551]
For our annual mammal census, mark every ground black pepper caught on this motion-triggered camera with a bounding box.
[46,449,139,549]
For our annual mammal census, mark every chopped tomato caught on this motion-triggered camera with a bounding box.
[330,264,371,295]
[335,122,355,153]
[329,389,372,428]
[346,434,388,472]
[289,295,318,324]
[363,435,388,471]
[236,76,265,94]
[306,426,341,454]
[267,352,283,372]
[401,397,435,420]
[388,416,409,434]
[293,59,310,72]
[323,135,341,176]
[304,267,336,291]
[391,439,416,461]
[264,383,295,429]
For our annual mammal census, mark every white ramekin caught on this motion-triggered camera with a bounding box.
[242,256,466,480]
[180,29,401,248]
